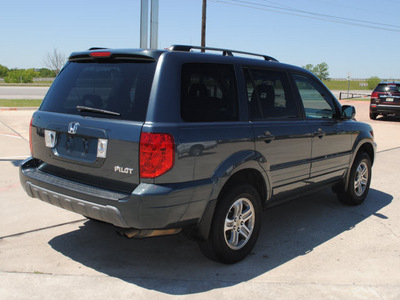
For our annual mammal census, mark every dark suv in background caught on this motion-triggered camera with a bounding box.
[20,45,376,263]
[370,81,400,119]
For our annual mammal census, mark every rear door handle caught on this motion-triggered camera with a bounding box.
[258,131,275,143]
[313,128,326,138]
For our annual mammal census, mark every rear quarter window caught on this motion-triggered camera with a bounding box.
[40,61,156,121]
[181,63,239,122]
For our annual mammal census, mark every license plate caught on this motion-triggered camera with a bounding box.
[386,97,394,102]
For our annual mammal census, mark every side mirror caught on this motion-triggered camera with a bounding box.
[342,105,356,120]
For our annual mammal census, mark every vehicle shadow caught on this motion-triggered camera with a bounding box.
[49,188,392,295]
[0,159,25,167]
[376,115,400,122]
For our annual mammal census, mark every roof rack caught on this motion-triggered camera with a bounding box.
[168,45,278,62]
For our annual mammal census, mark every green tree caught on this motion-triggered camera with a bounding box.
[38,68,55,77]
[0,64,9,77]
[366,76,381,90]
[303,64,314,73]
[4,69,39,83]
[302,62,330,81]
[314,62,329,81]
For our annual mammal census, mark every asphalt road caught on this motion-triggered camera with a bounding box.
[0,102,399,299]
[0,86,49,99]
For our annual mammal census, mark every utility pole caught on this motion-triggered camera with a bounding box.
[150,0,159,49]
[201,0,207,52]
[140,0,149,48]
[140,0,159,49]
[347,73,351,98]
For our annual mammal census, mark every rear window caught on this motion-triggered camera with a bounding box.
[40,61,156,121]
[374,84,400,93]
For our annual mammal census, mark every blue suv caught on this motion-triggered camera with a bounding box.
[20,45,376,263]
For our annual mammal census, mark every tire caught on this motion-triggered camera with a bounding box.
[337,152,371,205]
[198,184,262,264]
[369,112,377,120]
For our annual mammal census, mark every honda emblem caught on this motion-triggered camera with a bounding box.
[68,122,80,134]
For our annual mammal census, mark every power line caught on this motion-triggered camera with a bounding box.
[209,0,400,33]
[256,0,400,29]
[303,0,400,17]
[233,0,400,30]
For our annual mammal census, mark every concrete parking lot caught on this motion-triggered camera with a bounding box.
[1,102,399,299]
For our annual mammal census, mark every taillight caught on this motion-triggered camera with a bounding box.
[371,92,379,102]
[29,117,33,155]
[139,132,175,179]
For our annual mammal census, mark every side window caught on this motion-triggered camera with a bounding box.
[292,74,335,119]
[244,68,299,120]
[181,63,239,122]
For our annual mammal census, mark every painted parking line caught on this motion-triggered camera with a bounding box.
[0,132,22,138]
[0,183,19,193]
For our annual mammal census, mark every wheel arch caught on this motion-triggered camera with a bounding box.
[186,150,271,241]
[217,168,268,209]
[357,142,375,165]
[209,150,272,207]
[343,139,376,191]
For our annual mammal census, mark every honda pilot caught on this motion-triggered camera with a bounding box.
[20,45,376,263]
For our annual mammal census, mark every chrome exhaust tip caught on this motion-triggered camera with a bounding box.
[117,228,182,238]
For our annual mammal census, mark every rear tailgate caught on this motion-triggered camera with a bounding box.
[29,54,157,193]
[31,111,143,193]
[376,84,400,104]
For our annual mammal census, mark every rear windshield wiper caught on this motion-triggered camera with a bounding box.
[76,105,121,116]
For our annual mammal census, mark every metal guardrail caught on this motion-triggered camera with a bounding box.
[33,77,54,82]
[339,92,371,100]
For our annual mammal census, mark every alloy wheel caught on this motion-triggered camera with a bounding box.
[224,197,255,250]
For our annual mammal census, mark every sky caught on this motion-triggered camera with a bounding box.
[1,0,399,79]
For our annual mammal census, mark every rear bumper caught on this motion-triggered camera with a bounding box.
[23,181,130,227]
[19,158,213,230]
[370,104,400,115]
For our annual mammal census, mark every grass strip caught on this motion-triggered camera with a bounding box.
[0,82,52,86]
[0,99,42,107]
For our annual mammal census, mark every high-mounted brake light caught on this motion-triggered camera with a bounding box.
[140,132,175,179]
[90,51,111,58]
